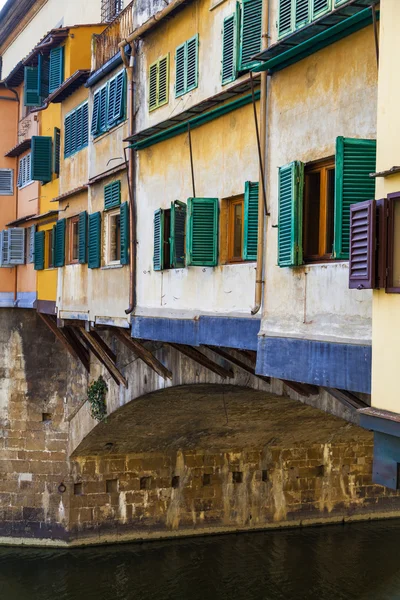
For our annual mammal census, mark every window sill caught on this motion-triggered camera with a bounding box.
[102,263,123,270]
[93,120,126,143]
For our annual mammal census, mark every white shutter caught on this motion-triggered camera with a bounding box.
[8,228,25,265]
[0,230,10,267]
[27,225,35,264]
[0,169,13,195]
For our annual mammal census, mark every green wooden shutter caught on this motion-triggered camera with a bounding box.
[34,231,45,271]
[175,43,186,97]
[51,224,56,267]
[78,211,88,264]
[99,86,108,133]
[170,200,186,268]
[149,62,158,111]
[120,202,129,265]
[31,136,52,183]
[64,113,72,157]
[311,0,330,19]
[295,0,309,28]
[104,180,121,210]
[239,0,262,71]
[38,54,50,101]
[333,137,377,260]
[186,198,219,266]
[107,75,117,126]
[278,161,304,267]
[113,71,125,122]
[91,90,101,135]
[82,102,89,147]
[24,66,40,106]
[243,181,259,261]
[49,46,64,93]
[278,0,293,38]
[154,209,164,271]
[186,35,199,92]
[53,127,60,176]
[88,212,101,269]
[54,219,66,267]
[222,13,238,84]
[158,54,169,107]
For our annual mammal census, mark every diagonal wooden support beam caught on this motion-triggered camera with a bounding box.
[282,380,319,398]
[79,328,127,387]
[324,388,369,411]
[203,345,270,383]
[168,343,234,379]
[89,329,116,362]
[63,327,90,372]
[113,329,172,380]
[38,313,89,372]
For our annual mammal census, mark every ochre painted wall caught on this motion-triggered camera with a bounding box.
[372,0,400,413]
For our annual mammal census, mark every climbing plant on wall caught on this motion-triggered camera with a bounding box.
[87,376,108,422]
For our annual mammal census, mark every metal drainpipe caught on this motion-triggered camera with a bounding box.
[121,44,137,315]
[251,0,270,315]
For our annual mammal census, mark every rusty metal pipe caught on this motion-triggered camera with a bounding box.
[121,44,137,314]
[251,0,269,316]
[118,0,188,46]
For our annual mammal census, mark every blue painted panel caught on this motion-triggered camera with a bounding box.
[131,317,199,346]
[360,413,400,439]
[371,432,400,490]
[199,317,260,350]
[256,336,371,394]
[16,292,36,309]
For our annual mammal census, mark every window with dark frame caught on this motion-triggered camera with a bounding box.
[67,216,79,265]
[107,210,121,264]
[101,0,123,23]
[387,193,400,293]
[228,196,244,263]
[303,158,335,262]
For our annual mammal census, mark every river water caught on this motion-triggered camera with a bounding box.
[1,520,400,600]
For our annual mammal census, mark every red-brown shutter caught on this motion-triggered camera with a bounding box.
[376,198,387,290]
[349,199,376,290]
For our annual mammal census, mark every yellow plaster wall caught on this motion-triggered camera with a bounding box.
[371,0,400,412]
[65,26,106,76]
[36,221,57,301]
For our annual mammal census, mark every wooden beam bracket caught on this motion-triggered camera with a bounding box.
[169,343,234,379]
[114,328,172,380]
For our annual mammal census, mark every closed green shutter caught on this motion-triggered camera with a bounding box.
[88,212,101,269]
[186,35,198,92]
[78,211,88,264]
[34,231,45,271]
[153,209,164,271]
[187,198,219,266]
[49,46,64,93]
[149,62,158,111]
[53,127,60,176]
[51,224,56,267]
[38,54,50,101]
[104,181,121,210]
[91,90,101,135]
[295,0,309,28]
[65,103,89,157]
[175,43,186,97]
[158,55,169,107]
[112,71,125,123]
[31,136,52,183]
[120,201,129,265]
[311,0,330,19]
[222,13,238,84]
[239,0,262,71]
[278,161,304,267]
[24,66,40,106]
[278,0,293,38]
[99,86,108,133]
[54,219,66,267]
[243,181,259,261]
[170,200,186,268]
[333,137,376,260]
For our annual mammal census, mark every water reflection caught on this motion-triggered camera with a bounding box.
[1,520,400,599]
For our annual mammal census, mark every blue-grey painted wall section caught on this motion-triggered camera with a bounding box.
[256,337,371,394]
[131,316,261,350]
[369,432,400,490]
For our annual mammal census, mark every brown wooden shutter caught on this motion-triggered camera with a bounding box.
[349,199,375,290]
[376,198,387,290]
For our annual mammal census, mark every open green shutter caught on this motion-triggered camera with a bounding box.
[239,0,262,70]
[24,66,40,106]
[243,181,259,260]
[38,54,50,101]
[88,212,101,269]
[49,46,64,93]
[99,86,108,133]
[91,90,100,135]
[278,0,293,38]
[107,76,117,126]
[31,136,52,183]
[149,61,158,111]
[120,202,129,265]
[153,209,164,271]
[186,198,219,266]
[78,211,88,264]
[113,71,125,122]
[53,127,60,176]
[51,224,56,267]
[170,200,186,268]
[278,161,303,267]
[333,137,376,260]
[222,13,238,84]
[34,231,45,270]
[54,219,66,267]
[175,43,186,97]
[186,35,199,92]
[104,180,121,210]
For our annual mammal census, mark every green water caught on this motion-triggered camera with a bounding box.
[1,520,400,599]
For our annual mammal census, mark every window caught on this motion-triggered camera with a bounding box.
[277,137,376,267]
[49,46,64,94]
[228,197,244,262]
[17,154,32,189]
[221,0,262,85]
[303,158,335,262]
[31,136,52,183]
[0,228,25,267]
[175,35,198,98]
[278,0,335,40]
[23,50,60,107]
[106,209,121,264]
[153,201,186,271]
[220,182,259,264]
[64,102,89,158]
[101,0,123,23]
[67,216,79,265]
[149,54,169,111]
[0,169,13,195]
[91,70,125,137]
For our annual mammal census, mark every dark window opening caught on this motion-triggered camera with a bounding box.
[140,477,151,490]
[74,482,83,496]
[171,475,180,489]
[303,159,335,262]
[262,470,268,482]
[232,471,243,484]
[203,473,211,486]
[228,197,244,263]
[42,412,52,423]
